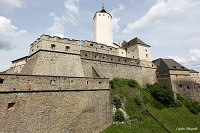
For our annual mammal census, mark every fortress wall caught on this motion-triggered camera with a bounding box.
[0,74,109,92]
[29,35,119,57]
[170,75,200,101]
[21,50,85,77]
[0,74,111,132]
[80,50,157,86]
[157,74,200,102]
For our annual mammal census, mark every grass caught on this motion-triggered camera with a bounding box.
[102,78,200,133]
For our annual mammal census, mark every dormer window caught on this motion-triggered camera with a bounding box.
[51,44,56,49]
[173,66,177,69]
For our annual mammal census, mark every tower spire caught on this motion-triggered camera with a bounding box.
[101,0,105,12]
[102,0,104,10]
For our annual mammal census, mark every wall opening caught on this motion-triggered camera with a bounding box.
[87,81,89,85]
[51,44,56,49]
[179,84,183,88]
[187,86,190,89]
[99,82,102,84]
[0,79,4,84]
[7,103,15,111]
[65,46,70,51]
[90,44,93,46]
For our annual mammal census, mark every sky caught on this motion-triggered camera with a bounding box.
[0,0,200,72]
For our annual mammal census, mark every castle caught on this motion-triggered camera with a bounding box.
[0,6,200,133]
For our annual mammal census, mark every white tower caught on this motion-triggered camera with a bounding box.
[93,4,114,47]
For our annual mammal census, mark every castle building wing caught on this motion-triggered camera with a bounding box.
[122,37,151,48]
[153,58,189,71]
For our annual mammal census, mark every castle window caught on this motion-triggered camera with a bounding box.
[125,60,127,62]
[37,46,39,48]
[118,59,120,61]
[145,49,147,52]
[7,102,15,111]
[179,84,183,88]
[85,54,88,56]
[87,81,89,85]
[32,49,34,52]
[111,58,113,61]
[99,14,101,16]
[146,54,148,58]
[51,44,56,49]
[95,56,97,58]
[122,52,123,54]
[101,46,104,48]
[102,56,105,59]
[187,86,190,89]
[90,44,93,46]
[0,79,4,84]
[110,48,112,50]
[65,46,70,51]
[133,56,134,58]
[99,82,102,84]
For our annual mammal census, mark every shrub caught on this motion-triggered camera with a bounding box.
[134,97,142,106]
[114,109,125,122]
[176,93,200,115]
[185,100,200,115]
[147,83,175,107]
[128,80,139,88]
[112,97,121,108]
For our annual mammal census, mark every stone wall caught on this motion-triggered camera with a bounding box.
[157,73,200,102]
[0,74,109,91]
[80,50,157,86]
[0,74,112,133]
[21,50,85,77]
[29,35,119,56]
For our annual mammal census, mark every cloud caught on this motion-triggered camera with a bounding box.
[168,49,200,71]
[123,0,200,34]
[111,4,126,32]
[0,0,24,13]
[0,16,26,50]
[64,0,79,14]
[47,0,80,37]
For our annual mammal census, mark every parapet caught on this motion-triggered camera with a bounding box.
[29,34,119,56]
[0,74,109,92]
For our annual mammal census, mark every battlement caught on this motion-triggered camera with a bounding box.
[0,74,109,92]
[29,34,119,56]
[80,50,157,68]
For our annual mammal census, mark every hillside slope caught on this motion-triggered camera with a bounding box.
[102,78,200,133]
